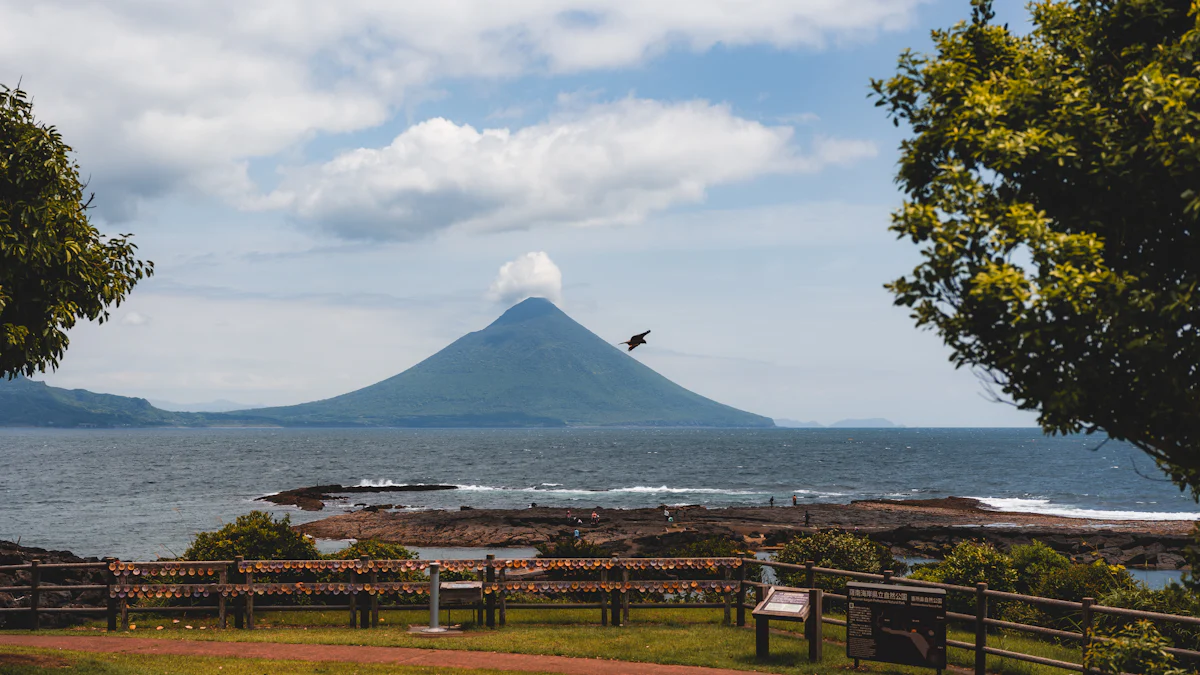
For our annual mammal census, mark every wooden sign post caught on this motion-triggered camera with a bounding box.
[751,585,823,663]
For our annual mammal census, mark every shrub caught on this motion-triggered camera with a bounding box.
[324,539,416,561]
[1086,620,1190,675]
[1099,583,1200,652]
[908,541,1015,613]
[183,511,318,562]
[535,537,611,559]
[773,529,905,595]
[1009,541,1071,595]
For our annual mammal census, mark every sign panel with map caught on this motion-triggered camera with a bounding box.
[751,586,810,621]
[846,582,946,669]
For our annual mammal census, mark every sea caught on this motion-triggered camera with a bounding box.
[1,427,1196,586]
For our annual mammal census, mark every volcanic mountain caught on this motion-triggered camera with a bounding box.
[237,297,773,427]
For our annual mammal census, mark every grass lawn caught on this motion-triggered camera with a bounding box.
[0,645,555,675]
[1,606,1093,674]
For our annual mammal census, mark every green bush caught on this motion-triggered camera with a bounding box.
[1086,620,1191,675]
[324,539,416,561]
[907,541,1015,613]
[183,511,319,562]
[772,529,905,595]
[536,536,611,559]
[1010,541,1071,595]
[1100,583,1200,652]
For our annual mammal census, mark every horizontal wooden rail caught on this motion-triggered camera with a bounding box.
[985,589,1084,610]
[946,638,975,651]
[983,645,1084,672]
[1091,603,1200,627]
[984,616,1084,641]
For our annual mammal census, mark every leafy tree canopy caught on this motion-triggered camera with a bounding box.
[871,0,1200,496]
[183,511,319,561]
[1,84,152,378]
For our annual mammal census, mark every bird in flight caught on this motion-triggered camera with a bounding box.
[621,330,650,351]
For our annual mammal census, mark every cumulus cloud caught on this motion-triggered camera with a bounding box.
[487,252,564,306]
[0,1,919,220]
[260,97,876,240]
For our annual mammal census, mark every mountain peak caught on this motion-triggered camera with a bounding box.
[490,296,564,326]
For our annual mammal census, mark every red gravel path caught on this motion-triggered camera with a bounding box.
[0,634,773,674]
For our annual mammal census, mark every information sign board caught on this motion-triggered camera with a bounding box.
[751,586,810,621]
[846,582,946,669]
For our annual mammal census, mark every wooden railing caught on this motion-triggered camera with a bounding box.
[0,555,741,631]
[742,558,1200,674]
[4,553,1198,675]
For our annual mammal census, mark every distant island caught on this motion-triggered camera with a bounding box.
[0,297,773,429]
[773,418,902,428]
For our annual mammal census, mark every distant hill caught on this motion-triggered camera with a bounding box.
[0,377,186,427]
[0,298,773,428]
[238,297,773,427]
[829,418,903,428]
[149,398,262,413]
[773,418,824,428]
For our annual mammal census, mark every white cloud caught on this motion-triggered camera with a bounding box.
[120,312,149,326]
[487,252,564,306]
[260,98,875,240]
[0,1,921,220]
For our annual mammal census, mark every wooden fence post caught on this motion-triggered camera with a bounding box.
[499,568,507,627]
[476,565,485,626]
[808,588,823,663]
[104,558,117,632]
[609,556,621,627]
[218,565,227,629]
[722,564,732,626]
[600,566,608,626]
[883,569,894,584]
[245,566,255,630]
[754,584,768,660]
[975,582,988,675]
[29,559,40,631]
[348,561,357,628]
[233,556,244,629]
[370,566,379,628]
[1082,597,1095,673]
[485,554,496,628]
[736,557,747,627]
[622,565,630,624]
[359,556,371,629]
[805,560,815,589]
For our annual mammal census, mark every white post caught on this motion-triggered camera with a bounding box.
[426,563,443,632]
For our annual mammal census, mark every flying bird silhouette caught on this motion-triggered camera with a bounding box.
[621,330,650,351]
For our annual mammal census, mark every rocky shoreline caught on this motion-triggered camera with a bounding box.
[295,497,1196,569]
[0,541,110,629]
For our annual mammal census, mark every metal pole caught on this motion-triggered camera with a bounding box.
[428,562,441,631]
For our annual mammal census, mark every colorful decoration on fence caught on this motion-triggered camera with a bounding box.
[231,557,742,573]
[110,579,736,599]
[108,562,222,577]
[485,580,737,594]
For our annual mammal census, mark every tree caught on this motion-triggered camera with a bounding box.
[870,0,1200,497]
[183,511,319,561]
[1,84,152,378]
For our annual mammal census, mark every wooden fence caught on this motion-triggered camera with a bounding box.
[2,554,1198,674]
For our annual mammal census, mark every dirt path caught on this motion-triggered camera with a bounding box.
[0,634,769,675]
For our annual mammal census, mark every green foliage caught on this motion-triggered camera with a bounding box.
[1086,620,1191,675]
[909,541,1016,613]
[1100,583,1200,652]
[1186,523,1200,593]
[183,511,319,562]
[1040,560,1136,602]
[323,539,416,561]
[772,529,905,595]
[0,84,153,378]
[871,0,1200,497]
[1010,541,1072,595]
[0,376,185,427]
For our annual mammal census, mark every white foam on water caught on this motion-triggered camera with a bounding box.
[970,497,1200,521]
[452,484,766,496]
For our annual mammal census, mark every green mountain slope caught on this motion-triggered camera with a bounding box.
[241,297,773,427]
[0,377,187,427]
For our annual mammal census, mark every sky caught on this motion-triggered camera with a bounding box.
[2,0,1043,426]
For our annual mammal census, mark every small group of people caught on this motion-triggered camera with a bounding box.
[768,495,812,526]
[566,509,601,527]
